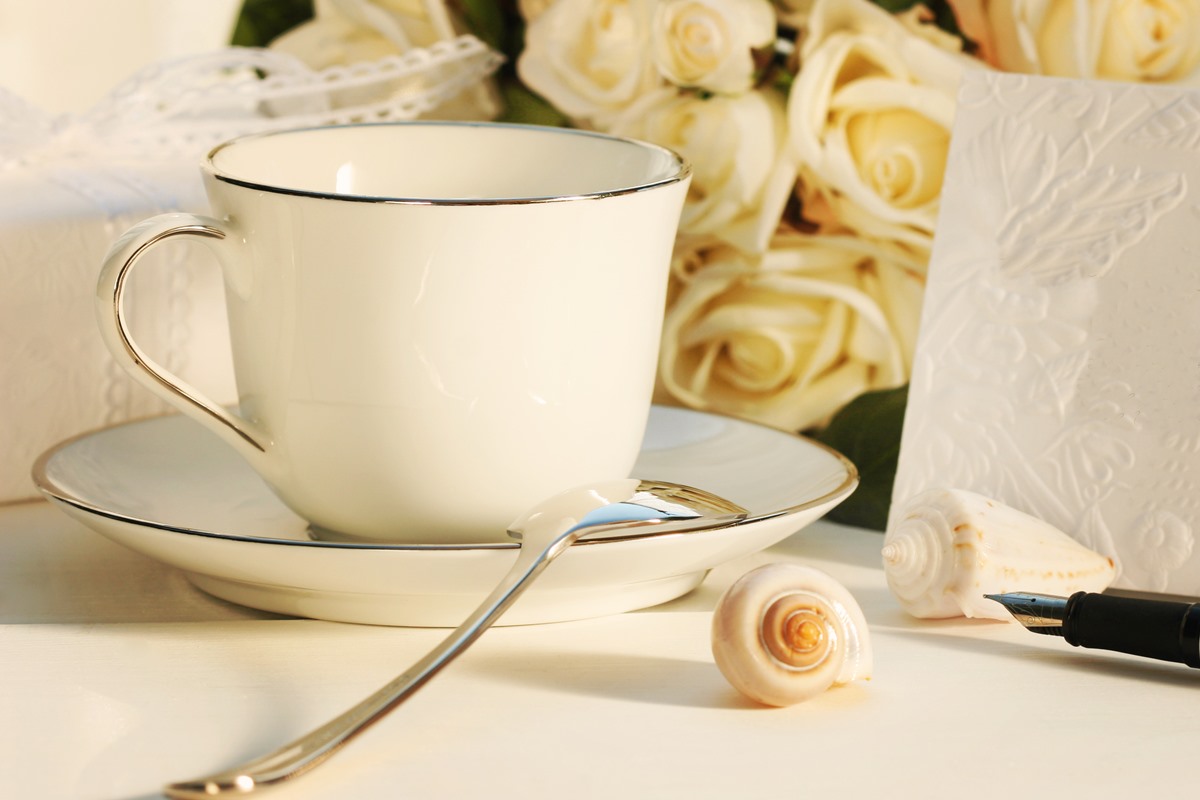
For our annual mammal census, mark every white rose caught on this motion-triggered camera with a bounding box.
[658,233,925,431]
[788,0,981,248]
[666,233,722,295]
[948,0,1200,82]
[650,0,777,94]
[614,87,795,252]
[517,0,664,125]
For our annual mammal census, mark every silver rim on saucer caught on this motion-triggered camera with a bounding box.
[31,406,857,626]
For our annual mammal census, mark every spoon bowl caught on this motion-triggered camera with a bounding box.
[165,478,747,799]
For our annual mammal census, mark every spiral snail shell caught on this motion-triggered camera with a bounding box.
[883,487,1117,620]
[711,563,871,707]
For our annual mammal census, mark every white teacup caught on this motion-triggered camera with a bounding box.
[97,122,690,543]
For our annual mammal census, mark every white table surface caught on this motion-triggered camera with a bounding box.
[2,498,1196,800]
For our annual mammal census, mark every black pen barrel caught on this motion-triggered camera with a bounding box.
[1063,591,1200,668]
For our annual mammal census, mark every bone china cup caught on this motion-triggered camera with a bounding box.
[96,122,691,543]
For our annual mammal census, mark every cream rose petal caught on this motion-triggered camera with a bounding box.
[777,360,873,427]
[651,0,777,94]
[835,85,953,208]
[615,87,795,252]
[758,271,902,380]
[517,0,662,124]
[749,304,873,429]
[789,0,977,245]
[1096,0,1200,82]
[873,270,924,370]
[659,234,914,431]
[950,0,1200,81]
[804,0,965,75]
[660,264,745,409]
[705,308,801,393]
[765,230,928,313]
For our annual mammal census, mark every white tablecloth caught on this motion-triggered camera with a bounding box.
[1,499,1195,799]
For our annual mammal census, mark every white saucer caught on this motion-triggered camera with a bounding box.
[33,406,856,626]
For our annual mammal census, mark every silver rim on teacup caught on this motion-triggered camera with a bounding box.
[205,121,692,206]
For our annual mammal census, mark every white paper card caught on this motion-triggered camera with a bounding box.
[892,70,1200,594]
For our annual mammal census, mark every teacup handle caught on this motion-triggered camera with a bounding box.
[95,212,269,464]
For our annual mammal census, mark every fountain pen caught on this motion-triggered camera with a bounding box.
[986,591,1200,668]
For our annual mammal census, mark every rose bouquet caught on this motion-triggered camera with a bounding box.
[514,0,962,433]
[235,0,1200,527]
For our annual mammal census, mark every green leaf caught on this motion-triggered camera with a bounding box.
[452,0,510,55]
[869,0,965,39]
[230,0,314,47]
[497,79,569,126]
[869,0,924,11]
[814,385,908,531]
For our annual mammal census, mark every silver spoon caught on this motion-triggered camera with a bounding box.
[165,478,747,798]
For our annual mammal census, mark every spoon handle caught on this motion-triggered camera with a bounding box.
[164,534,574,799]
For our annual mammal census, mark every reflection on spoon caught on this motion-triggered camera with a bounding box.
[165,478,747,798]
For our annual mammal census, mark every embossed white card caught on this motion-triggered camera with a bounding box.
[892,70,1200,594]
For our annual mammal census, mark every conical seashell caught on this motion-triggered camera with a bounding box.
[711,563,871,707]
[883,488,1117,620]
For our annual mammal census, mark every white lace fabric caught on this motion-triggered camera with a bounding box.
[1,37,503,170]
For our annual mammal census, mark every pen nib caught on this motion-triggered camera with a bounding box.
[985,592,1069,636]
